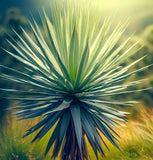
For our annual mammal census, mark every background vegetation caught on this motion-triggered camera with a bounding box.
[0,0,153,159]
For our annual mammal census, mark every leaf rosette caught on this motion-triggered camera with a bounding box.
[0,0,150,159]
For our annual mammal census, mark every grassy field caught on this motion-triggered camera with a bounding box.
[0,104,153,160]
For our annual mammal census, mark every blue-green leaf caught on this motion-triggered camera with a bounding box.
[32,111,62,142]
[75,41,89,89]
[70,104,82,150]
[59,111,71,141]
[81,109,98,158]
[45,118,62,155]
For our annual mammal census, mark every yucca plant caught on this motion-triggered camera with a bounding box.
[0,0,150,159]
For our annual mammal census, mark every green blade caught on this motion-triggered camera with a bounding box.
[70,104,82,150]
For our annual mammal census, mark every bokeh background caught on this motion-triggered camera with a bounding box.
[0,0,153,160]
